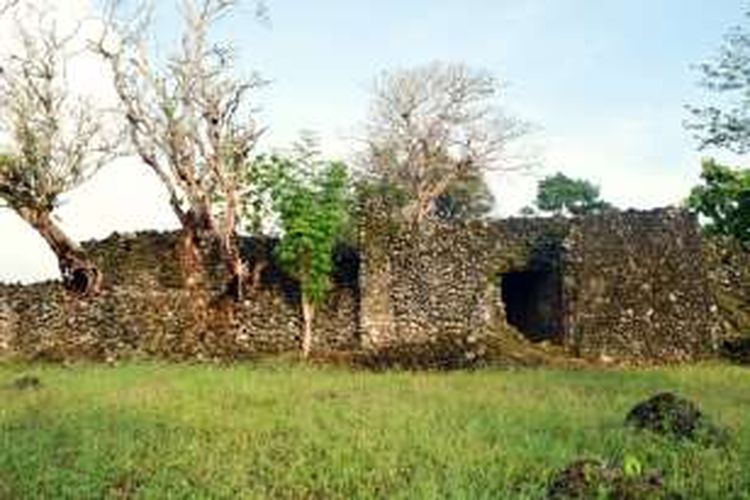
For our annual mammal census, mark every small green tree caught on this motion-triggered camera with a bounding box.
[687,158,750,243]
[256,153,350,357]
[535,172,612,216]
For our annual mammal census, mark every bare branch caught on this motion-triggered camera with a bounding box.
[0,4,122,210]
[95,0,267,295]
[0,1,118,293]
[363,62,531,225]
[0,0,18,17]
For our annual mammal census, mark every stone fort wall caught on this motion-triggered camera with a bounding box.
[563,209,722,360]
[0,233,360,361]
[359,209,723,363]
[0,209,741,364]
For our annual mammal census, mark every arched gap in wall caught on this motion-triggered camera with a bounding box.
[499,267,564,343]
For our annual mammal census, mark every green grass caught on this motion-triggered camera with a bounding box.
[1,361,749,499]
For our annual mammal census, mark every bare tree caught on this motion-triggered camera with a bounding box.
[0,0,18,16]
[0,3,120,294]
[95,0,265,298]
[364,62,529,225]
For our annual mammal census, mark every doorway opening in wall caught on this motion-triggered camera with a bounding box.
[500,269,564,343]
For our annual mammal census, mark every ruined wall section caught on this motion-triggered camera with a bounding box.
[1,232,359,361]
[564,209,722,361]
[702,238,750,337]
[359,216,570,358]
[359,209,723,363]
[0,210,729,364]
[83,231,186,290]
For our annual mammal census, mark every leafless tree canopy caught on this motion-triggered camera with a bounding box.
[365,62,529,224]
[96,0,266,296]
[0,2,121,293]
[0,0,18,17]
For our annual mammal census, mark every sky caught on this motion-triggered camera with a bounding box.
[0,0,746,283]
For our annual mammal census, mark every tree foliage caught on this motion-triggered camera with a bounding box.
[687,158,750,243]
[535,172,612,216]
[687,9,750,153]
[363,61,528,225]
[252,147,350,356]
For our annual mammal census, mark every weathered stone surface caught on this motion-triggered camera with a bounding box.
[359,208,722,364]
[563,209,722,361]
[0,208,736,364]
[0,299,13,353]
[359,215,570,363]
[702,237,750,338]
[0,233,359,362]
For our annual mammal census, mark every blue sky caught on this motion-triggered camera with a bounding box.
[239,0,745,207]
[0,0,746,282]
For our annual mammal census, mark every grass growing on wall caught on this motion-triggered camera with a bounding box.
[0,361,749,498]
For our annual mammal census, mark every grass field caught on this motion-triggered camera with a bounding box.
[1,361,749,499]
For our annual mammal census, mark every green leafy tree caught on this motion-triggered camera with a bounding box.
[687,159,750,243]
[687,9,750,153]
[535,172,612,216]
[255,153,350,357]
[432,173,495,221]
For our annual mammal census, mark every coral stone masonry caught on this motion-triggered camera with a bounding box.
[0,208,743,364]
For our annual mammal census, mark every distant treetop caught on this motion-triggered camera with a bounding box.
[534,172,613,216]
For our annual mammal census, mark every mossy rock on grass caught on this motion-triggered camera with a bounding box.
[625,392,729,446]
[547,458,672,500]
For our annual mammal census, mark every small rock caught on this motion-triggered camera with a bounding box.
[548,459,611,499]
[8,374,41,391]
[625,392,728,446]
[547,458,668,500]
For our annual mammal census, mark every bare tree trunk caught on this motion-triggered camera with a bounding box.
[177,203,214,290]
[176,203,246,299]
[219,186,247,300]
[177,223,205,291]
[219,231,246,301]
[18,208,101,295]
[301,299,315,358]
